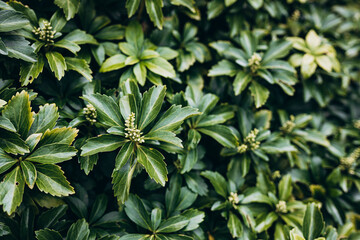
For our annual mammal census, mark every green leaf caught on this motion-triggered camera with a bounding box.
[119,234,150,240]
[145,0,164,29]
[151,208,162,230]
[171,0,196,13]
[35,229,62,240]
[0,10,29,32]
[124,194,152,231]
[20,56,45,86]
[54,0,80,20]
[37,205,68,229]
[133,62,147,86]
[81,135,125,156]
[249,81,270,108]
[247,0,263,9]
[315,55,332,72]
[208,60,238,77]
[151,105,199,132]
[138,85,166,130]
[262,40,292,63]
[144,57,176,78]
[63,29,98,45]
[83,93,123,127]
[35,164,74,197]
[0,116,16,132]
[227,212,243,238]
[233,71,252,95]
[278,175,292,201]
[182,209,205,231]
[201,171,228,198]
[0,166,24,215]
[65,57,93,81]
[0,148,17,175]
[20,161,37,189]
[2,90,33,138]
[53,39,81,54]
[0,129,30,155]
[1,35,37,62]
[100,54,127,72]
[145,131,183,148]
[79,154,98,175]
[66,219,90,240]
[112,163,136,204]
[126,0,141,17]
[303,130,330,147]
[45,52,67,80]
[137,146,168,186]
[125,21,144,50]
[89,194,108,224]
[301,54,317,79]
[115,141,134,170]
[38,127,78,146]
[303,203,324,240]
[28,104,59,135]
[198,125,238,148]
[26,144,77,164]
[157,216,189,233]
[240,31,257,56]
[262,60,295,73]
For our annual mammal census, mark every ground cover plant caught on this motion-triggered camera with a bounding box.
[0,0,360,239]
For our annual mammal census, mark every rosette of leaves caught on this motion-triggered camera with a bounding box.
[221,109,296,177]
[209,31,297,108]
[288,30,340,79]
[288,203,339,240]
[80,79,199,203]
[277,110,330,166]
[207,0,264,20]
[65,191,123,238]
[172,85,237,174]
[290,156,350,225]
[183,85,237,149]
[0,91,77,214]
[13,2,95,84]
[0,3,36,63]
[254,174,306,239]
[119,188,204,239]
[100,21,177,86]
[36,219,93,240]
[170,21,210,72]
[125,0,197,29]
[201,170,270,239]
[76,0,125,66]
[0,204,69,240]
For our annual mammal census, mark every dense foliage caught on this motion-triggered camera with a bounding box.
[0,0,360,239]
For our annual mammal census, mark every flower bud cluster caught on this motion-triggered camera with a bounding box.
[276,200,288,213]
[238,128,260,153]
[291,10,301,21]
[354,120,360,129]
[248,53,262,73]
[32,21,56,44]
[125,112,145,144]
[83,104,97,124]
[228,192,239,206]
[340,147,360,172]
[281,115,296,133]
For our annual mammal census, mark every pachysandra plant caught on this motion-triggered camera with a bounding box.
[0,91,77,214]
[209,31,297,108]
[12,1,94,84]
[0,0,360,239]
[0,5,36,63]
[100,21,178,86]
[80,79,199,203]
[288,30,341,79]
